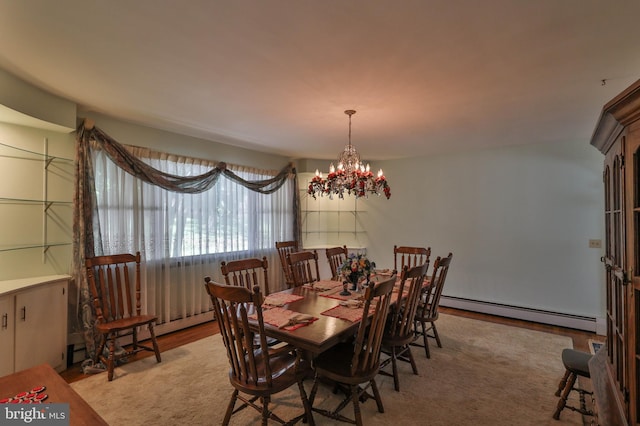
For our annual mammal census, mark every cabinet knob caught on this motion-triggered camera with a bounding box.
[1,313,7,329]
[20,306,26,321]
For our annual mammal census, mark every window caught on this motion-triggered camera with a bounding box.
[92,146,294,260]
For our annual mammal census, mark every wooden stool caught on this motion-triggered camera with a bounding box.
[553,348,594,420]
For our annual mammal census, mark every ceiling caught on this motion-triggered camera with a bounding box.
[1,1,639,161]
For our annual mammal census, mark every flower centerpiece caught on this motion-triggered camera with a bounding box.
[339,253,376,291]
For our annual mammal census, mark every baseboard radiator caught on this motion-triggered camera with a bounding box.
[440,295,598,333]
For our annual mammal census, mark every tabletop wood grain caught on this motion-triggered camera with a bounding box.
[0,364,108,426]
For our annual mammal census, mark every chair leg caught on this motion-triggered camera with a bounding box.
[370,379,384,413]
[308,373,319,407]
[406,345,419,375]
[132,327,138,349]
[107,337,116,381]
[391,347,400,391]
[261,395,270,426]
[421,321,431,358]
[555,370,571,397]
[432,322,442,348]
[149,323,162,362]
[222,389,238,426]
[297,378,315,426]
[553,372,576,420]
[350,385,363,426]
[94,335,107,366]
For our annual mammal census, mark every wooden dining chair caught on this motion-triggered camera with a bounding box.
[308,275,396,426]
[220,256,271,295]
[412,253,453,358]
[325,245,348,280]
[276,240,299,288]
[204,280,315,426]
[287,250,321,287]
[393,245,431,274]
[216,257,278,346]
[85,252,161,381]
[379,262,429,391]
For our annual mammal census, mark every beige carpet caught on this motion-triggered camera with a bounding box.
[71,314,585,425]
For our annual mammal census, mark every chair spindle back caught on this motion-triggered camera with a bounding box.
[287,250,321,287]
[276,240,299,288]
[393,245,431,273]
[204,281,273,387]
[326,245,348,280]
[351,276,396,375]
[86,252,142,324]
[221,256,270,295]
[387,263,429,340]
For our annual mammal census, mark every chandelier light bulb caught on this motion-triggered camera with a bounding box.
[377,169,383,178]
[329,163,335,173]
[366,164,370,173]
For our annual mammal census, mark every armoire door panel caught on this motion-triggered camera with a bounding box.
[604,135,630,419]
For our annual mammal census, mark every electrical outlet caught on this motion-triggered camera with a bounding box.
[589,239,602,248]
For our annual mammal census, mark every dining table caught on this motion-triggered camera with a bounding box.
[0,363,108,426]
[251,272,402,354]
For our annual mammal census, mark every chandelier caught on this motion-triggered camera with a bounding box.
[307,110,391,200]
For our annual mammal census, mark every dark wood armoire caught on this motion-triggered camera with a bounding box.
[591,79,640,426]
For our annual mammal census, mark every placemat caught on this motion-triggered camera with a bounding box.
[262,293,304,307]
[251,307,317,330]
[321,304,370,323]
[303,280,344,291]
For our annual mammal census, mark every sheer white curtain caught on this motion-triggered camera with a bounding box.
[92,144,295,334]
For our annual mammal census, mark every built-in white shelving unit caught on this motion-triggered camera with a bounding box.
[298,172,367,250]
[0,141,73,258]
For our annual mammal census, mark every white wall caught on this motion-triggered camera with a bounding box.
[0,68,76,131]
[302,140,606,325]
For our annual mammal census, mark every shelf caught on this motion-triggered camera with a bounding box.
[0,243,71,254]
[0,197,72,205]
[0,140,74,261]
[298,172,367,250]
[0,141,73,163]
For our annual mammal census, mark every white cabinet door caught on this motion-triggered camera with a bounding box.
[0,295,14,376]
[14,281,68,372]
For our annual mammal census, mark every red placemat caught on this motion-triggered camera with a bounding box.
[262,293,304,307]
[303,280,344,291]
[321,304,370,323]
[251,307,317,330]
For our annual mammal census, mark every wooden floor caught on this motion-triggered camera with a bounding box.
[60,306,597,384]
